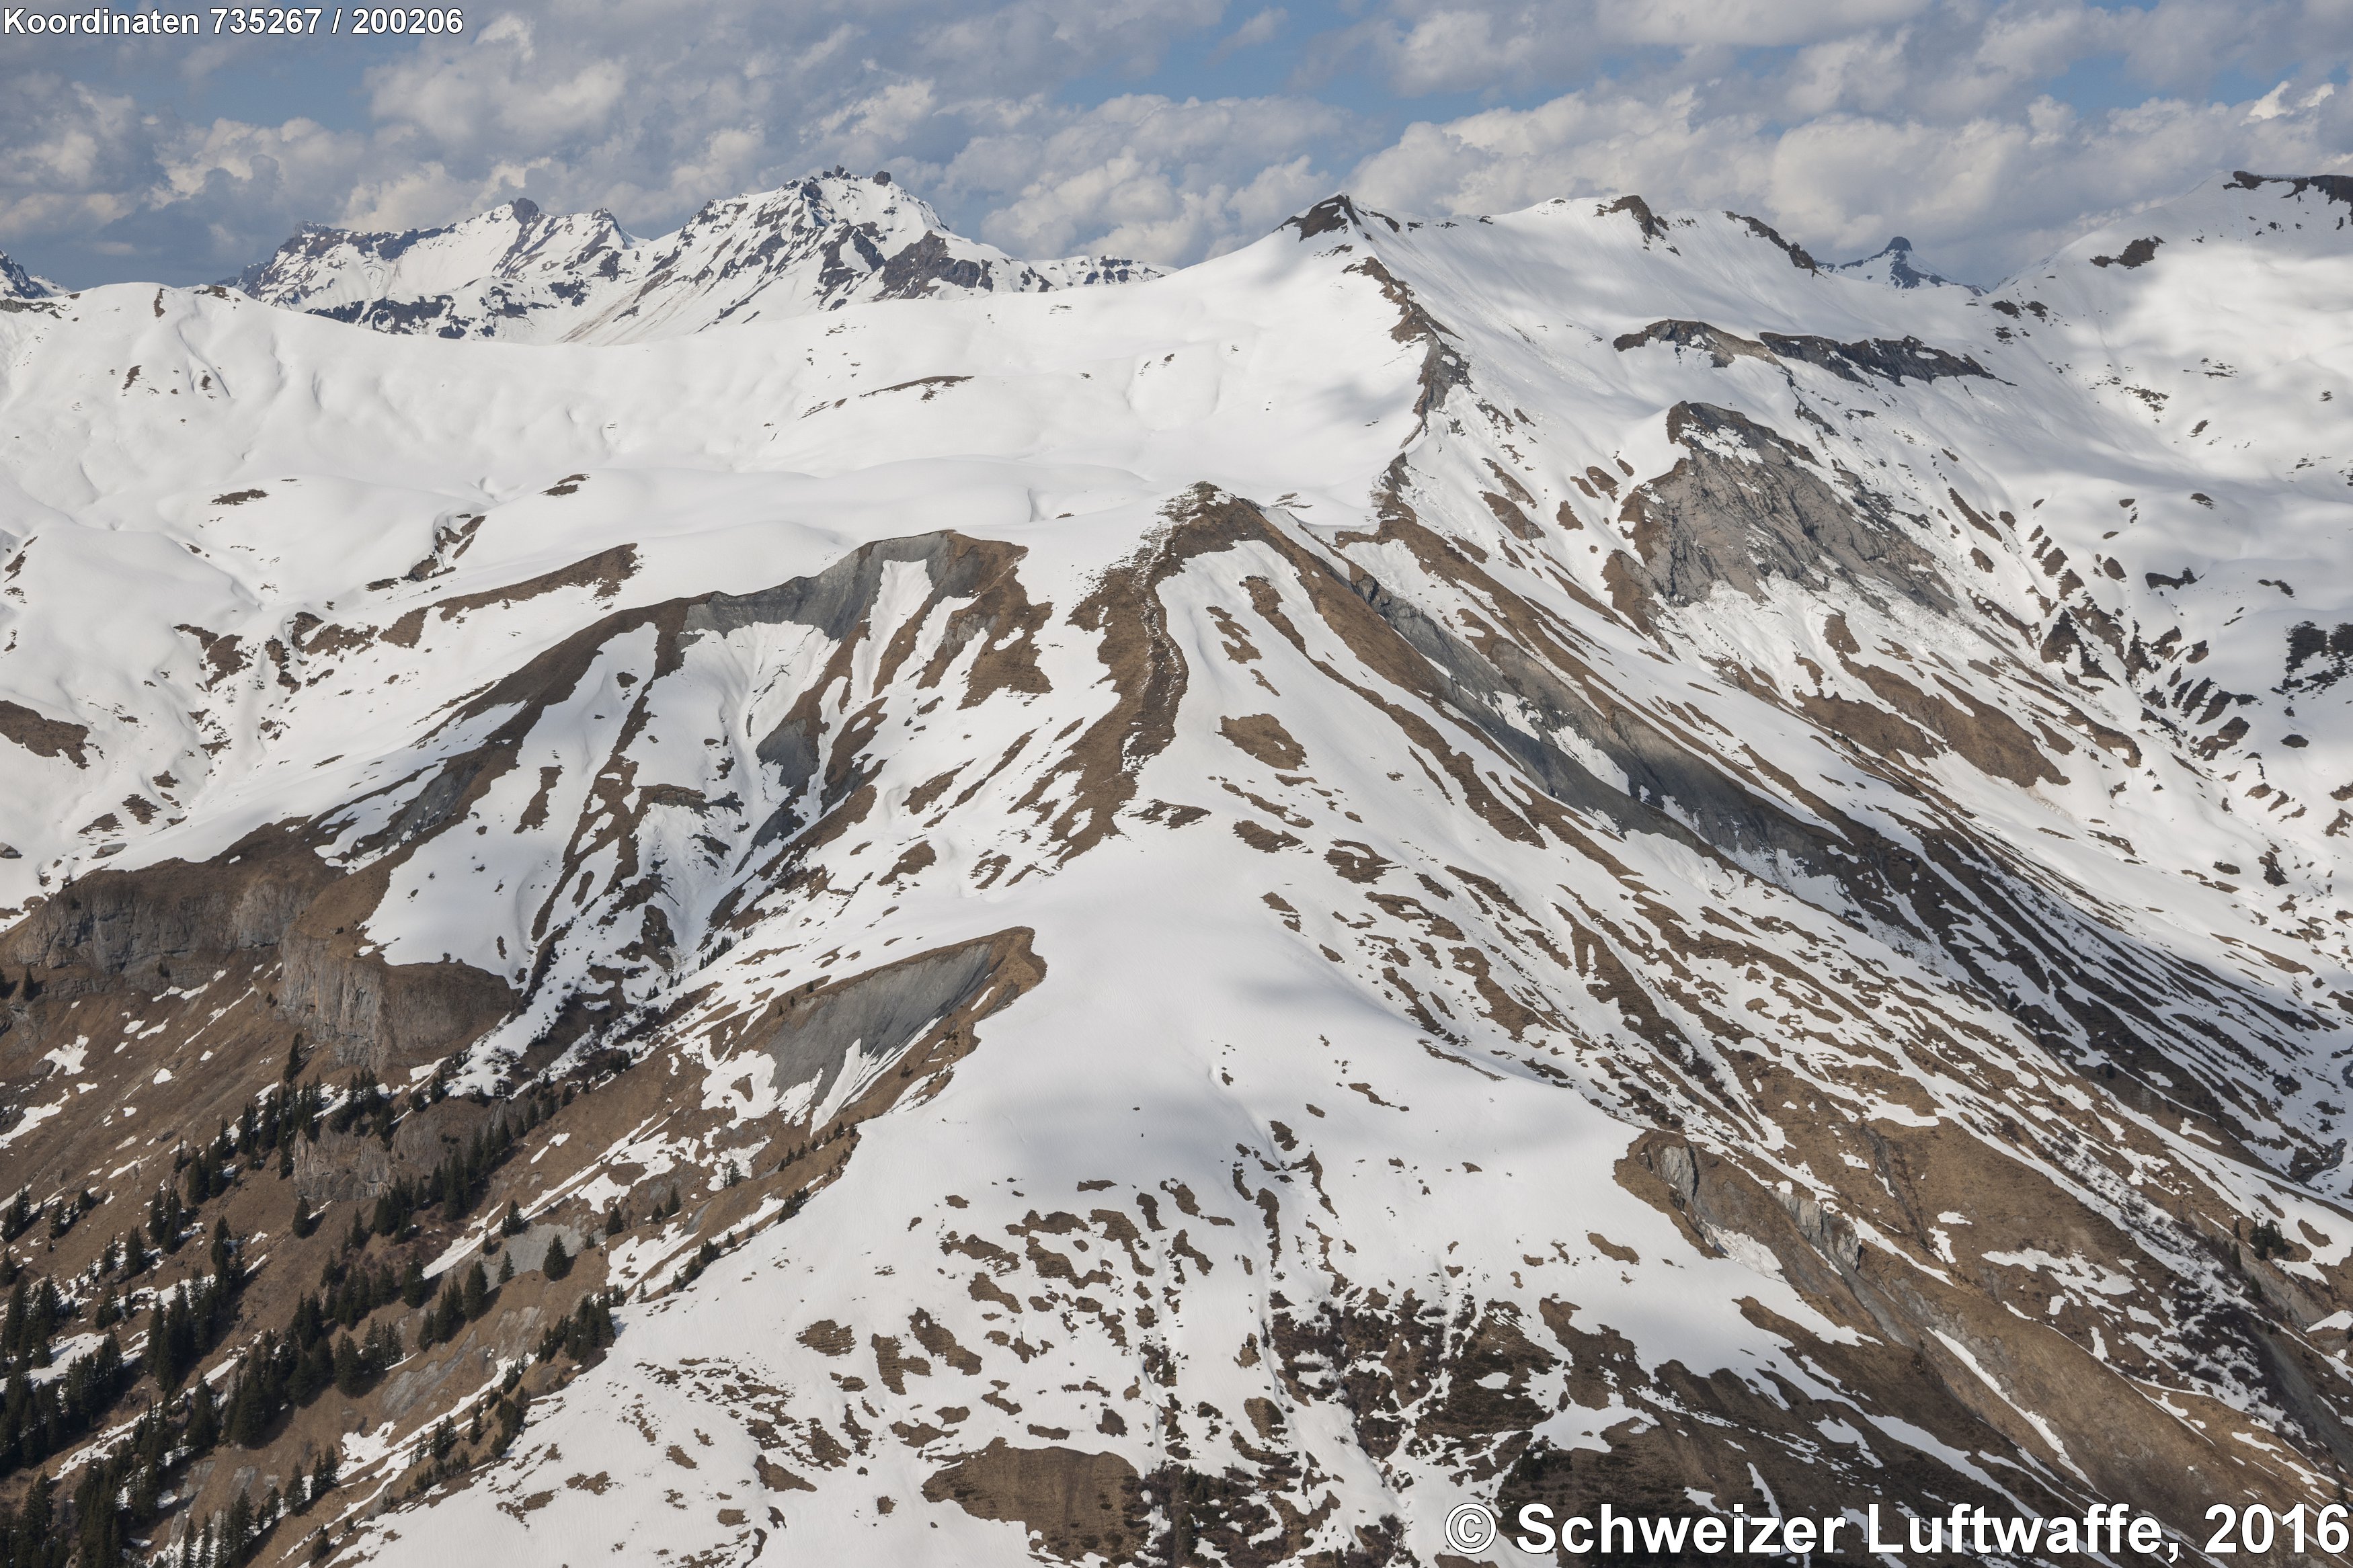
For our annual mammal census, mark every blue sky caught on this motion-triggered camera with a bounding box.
[5,0,2352,288]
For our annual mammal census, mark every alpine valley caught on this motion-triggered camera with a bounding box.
[1,165,2352,1567]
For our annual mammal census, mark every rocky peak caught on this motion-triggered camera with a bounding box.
[1835,233,1976,290]
[228,169,1159,344]
[0,248,55,301]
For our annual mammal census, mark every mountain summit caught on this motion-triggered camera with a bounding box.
[229,169,1158,343]
[2,170,2352,1563]
[0,248,55,301]
[1835,233,1977,290]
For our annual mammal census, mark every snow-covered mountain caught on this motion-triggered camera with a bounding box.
[1835,233,1977,290]
[0,248,54,301]
[228,170,1158,343]
[4,168,2353,1565]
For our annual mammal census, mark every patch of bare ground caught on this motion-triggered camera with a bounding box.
[922,1438,1146,1562]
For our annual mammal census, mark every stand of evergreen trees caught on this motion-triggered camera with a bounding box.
[0,1329,132,1479]
[162,1437,341,1568]
[0,1392,342,1568]
[0,1069,589,1560]
[416,1260,494,1350]
[0,1472,69,1568]
[0,1191,99,1251]
[0,1098,276,1491]
[0,1261,145,1478]
[534,1291,619,1366]
[143,1267,241,1395]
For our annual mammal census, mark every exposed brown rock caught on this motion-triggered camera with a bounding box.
[0,698,89,768]
[1219,713,1306,771]
[922,1440,1145,1562]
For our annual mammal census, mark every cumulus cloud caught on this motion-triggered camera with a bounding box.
[1309,0,1936,97]
[0,75,151,238]
[924,92,1347,259]
[3,0,2352,286]
[1210,7,1288,63]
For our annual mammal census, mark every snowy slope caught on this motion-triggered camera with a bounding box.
[3,171,2353,1565]
[229,171,1159,343]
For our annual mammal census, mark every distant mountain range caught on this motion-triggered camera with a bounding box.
[222,169,1160,343]
[7,184,1980,340]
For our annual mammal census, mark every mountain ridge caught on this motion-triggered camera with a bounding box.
[0,248,54,302]
[223,169,1160,343]
[0,168,2350,1564]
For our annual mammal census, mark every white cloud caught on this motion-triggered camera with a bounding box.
[1209,7,1287,64]
[938,92,1347,260]
[1349,74,2353,282]
[1605,0,1932,49]
[157,117,366,203]
[818,80,941,147]
[1322,0,1937,97]
[0,75,149,235]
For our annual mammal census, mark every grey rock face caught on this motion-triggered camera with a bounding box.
[1619,401,1951,615]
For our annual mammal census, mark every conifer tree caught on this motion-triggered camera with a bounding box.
[331,1333,363,1398]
